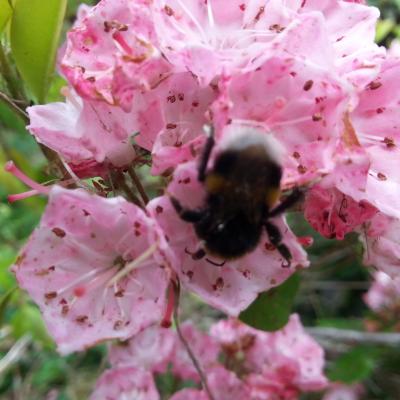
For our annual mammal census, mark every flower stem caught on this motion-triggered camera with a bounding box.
[173,281,215,400]
[113,171,143,208]
[127,165,149,205]
[0,90,28,123]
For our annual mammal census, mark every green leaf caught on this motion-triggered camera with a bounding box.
[0,0,12,34]
[0,287,17,325]
[31,358,68,389]
[327,346,381,384]
[10,0,67,103]
[375,19,395,43]
[11,304,54,348]
[239,273,300,331]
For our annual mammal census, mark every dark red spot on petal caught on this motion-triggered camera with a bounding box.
[167,95,176,103]
[45,292,57,300]
[383,137,396,148]
[303,80,313,91]
[312,113,323,122]
[61,305,69,315]
[76,315,88,324]
[377,172,387,181]
[114,320,124,330]
[367,80,382,90]
[297,165,307,174]
[164,5,174,16]
[212,277,224,291]
[52,228,66,238]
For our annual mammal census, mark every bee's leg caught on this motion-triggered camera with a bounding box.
[268,188,303,218]
[184,247,225,266]
[205,258,226,267]
[170,196,205,222]
[198,125,215,182]
[264,221,292,267]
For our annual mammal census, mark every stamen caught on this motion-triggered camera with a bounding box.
[107,243,158,287]
[57,265,114,297]
[268,115,313,128]
[113,31,133,54]
[5,161,50,194]
[207,0,215,30]
[59,158,94,192]
[8,189,39,203]
[206,0,216,46]
[229,31,274,49]
[161,283,175,328]
[114,282,126,320]
[174,0,208,43]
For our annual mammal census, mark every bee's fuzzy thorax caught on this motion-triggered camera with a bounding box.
[218,125,284,165]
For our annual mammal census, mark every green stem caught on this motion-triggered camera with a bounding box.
[0,90,28,122]
[127,165,149,204]
[173,282,216,400]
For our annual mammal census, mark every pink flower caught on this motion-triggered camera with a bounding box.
[169,389,207,400]
[170,366,250,400]
[360,208,400,279]
[153,0,382,86]
[61,0,171,111]
[210,317,255,349]
[61,0,382,113]
[142,72,217,174]
[12,187,173,354]
[323,384,363,400]
[211,315,327,397]
[109,325,175,373]
[90,366,159,400]
[148,161,309,316]
[27,89,136,175]
[169,321,220,382]
[348,57,400,219]
[304,185,377,240]
[364,271,400,312]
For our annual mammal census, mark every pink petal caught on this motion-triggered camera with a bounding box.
[170,322,220,382]
[12,187,172,354]
[27,89,136,170]
[90,366,159,400]
[304,185,377,240]
[364,271,400,312]
[109,325,175,373]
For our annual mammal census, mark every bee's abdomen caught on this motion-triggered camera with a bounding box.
[195,212,263,259]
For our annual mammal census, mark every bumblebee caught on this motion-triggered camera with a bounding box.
[170,125,302,265]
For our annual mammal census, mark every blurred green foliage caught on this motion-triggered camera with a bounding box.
[0,0,399,399]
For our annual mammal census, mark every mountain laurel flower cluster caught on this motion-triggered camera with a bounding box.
[91,315,327,399]
[5,0,400,398]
